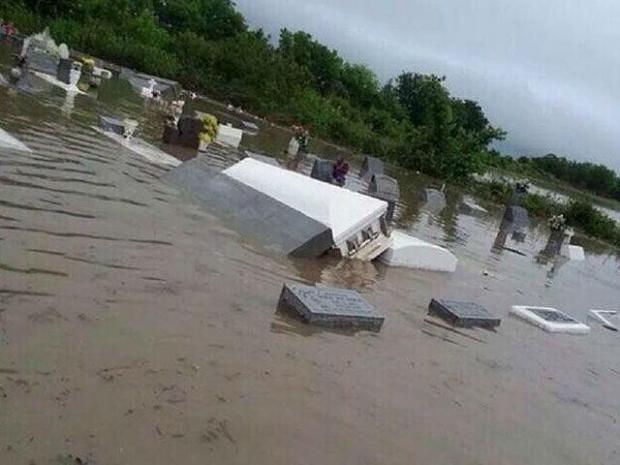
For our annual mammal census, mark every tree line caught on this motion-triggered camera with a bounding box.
[3,1,619,199]
[2,0,506,181]
[487,151,620,203]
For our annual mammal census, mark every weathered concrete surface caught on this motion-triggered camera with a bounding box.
[278,282,384,331]
[429,299,500,329]
[0,126,31,153]
[510,306,590,334]
[163,156,334,257]
[379,230,457,272]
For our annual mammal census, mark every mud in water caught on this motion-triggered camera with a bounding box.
[1,49,620,465]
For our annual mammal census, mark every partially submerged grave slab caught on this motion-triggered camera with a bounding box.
[428,299,500,329]
[588,310,618,332]
[0,127,31,153]
[459,198,488,215]
[278,283,384,331]
[215,124,243,149]
[510,306,590,334]
[93,126,181,167]
[379,230,457,272]
[224,158,392,260]
[163,157,333,258]
[242,151,281,166]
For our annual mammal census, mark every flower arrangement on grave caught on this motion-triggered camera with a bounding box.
[515,179,530,193]
[199,113,218,145]
[80,56,95,71]
[292,124,310,153]
[548,214,566,231]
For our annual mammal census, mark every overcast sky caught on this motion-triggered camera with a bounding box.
[236,0,620,172]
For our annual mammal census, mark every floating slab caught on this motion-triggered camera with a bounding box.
[126,72,181,99]
[163,157,333,258]
[428,299,500,329]
[224,158,391,260]
[459,198,488,215]
[243,151,281,166]
[32,70,86,94]
[360,155,384,179]
[562,244,585,261]
[0,127,31,153]
[588,310,618,332]
[379,230,457,272]
[93,127,181,167]
[216,124,243,149]
[241,121,259,135]
[510,306,590,334]
[277,282,384,331]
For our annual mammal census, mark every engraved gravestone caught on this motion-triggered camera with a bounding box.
[429,299,501,329]
[278,283,384,331]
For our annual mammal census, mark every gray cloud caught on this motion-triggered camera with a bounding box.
[236,0,620,171]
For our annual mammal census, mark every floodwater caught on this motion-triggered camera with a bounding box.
[1,54,620,465]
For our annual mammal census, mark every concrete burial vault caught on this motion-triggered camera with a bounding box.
[278,282,385,332]
[165,157,393,260]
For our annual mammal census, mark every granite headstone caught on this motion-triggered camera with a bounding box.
[278,282,385,331]
[428,299,501,329]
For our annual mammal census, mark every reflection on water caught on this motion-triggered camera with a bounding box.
[1,46,620,465]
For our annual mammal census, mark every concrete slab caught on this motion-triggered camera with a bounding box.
[32,70,86,94]
[0,127,31,153]
[278,282,384,331]
[224,158,389,250]
[163,157,334,258]
[459,198,488,215]
[563,244,585,261]
[216,124,243,149]
[379,230,457,272]
[510,306,590,334]
[588,310,618,332]
[428,299,500,329]
[93,127,181,167]
[243,151,281,166]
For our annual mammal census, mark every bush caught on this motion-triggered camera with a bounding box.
[563,200,620,247]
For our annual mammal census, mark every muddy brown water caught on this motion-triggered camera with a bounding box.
[1,55,620,465]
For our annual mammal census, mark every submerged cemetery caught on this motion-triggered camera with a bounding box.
[0,26,619,465]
